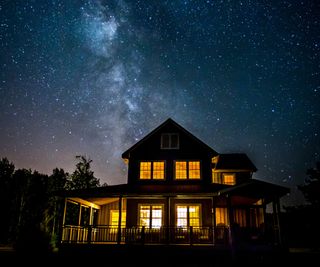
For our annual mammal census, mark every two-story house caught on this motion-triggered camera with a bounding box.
[60,118,289,248]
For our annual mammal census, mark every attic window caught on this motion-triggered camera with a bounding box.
[161,133,179,149]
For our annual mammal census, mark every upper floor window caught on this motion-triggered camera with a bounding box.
[222,173,236,185]
[161,133,179,149]
[175,161,201,179]
[212,172,236,185]
[140,161,165,180]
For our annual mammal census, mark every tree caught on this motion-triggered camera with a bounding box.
[0,158,15,243]
[298,161,320,208]
[67,155,100,190]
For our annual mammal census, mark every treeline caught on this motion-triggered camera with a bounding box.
[282,162,320,248]
[0,155,104,252]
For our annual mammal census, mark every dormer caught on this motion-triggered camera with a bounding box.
[211,154,257,185]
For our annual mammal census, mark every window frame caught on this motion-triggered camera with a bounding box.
[161,133,179,149]
[174,160,201,180]
[175,204,202,228]
[139,161,166,180]
[138,204,164,229]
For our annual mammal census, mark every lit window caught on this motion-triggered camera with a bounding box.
[153,162,165,179]
[110,210,126,227]
[139,205,163,228]
[176,205,200,227]
[139,161,165,180]
[212,171,221,183]
[161,133,179,149]
[175,161,187,179]
[215,207,228,226]
[233,209,246,227]
[223,173,236,185]
[175,161,201,179]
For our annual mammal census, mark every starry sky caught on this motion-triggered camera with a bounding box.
[1,0,319,206]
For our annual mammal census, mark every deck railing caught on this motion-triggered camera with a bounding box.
[61,225,231,245]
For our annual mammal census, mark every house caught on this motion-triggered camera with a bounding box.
[60,118,289,249]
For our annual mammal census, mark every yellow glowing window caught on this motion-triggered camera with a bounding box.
[140,162,151,179]
[176,205,200,227]
[215,207,228,226]
[223,174,236,185]
[139,205,163,228]
[139,161,165,180]
[110,210,126,227]
[212,171,221,183]
[175,161,200,179]
[153,162,165,179]
[175,161,187,179]
[188,161,200,179]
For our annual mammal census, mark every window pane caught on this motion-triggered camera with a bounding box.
[216,207,228,226]
[161,134,170,148]
[177,218,187,227]
[139,206,150,227]
[175,161,187,179]
[189,161,200,179]
[153,162,165,179]
[140,162,151,179]
[170,134,179,148]
[189,206,200,227]
[110,210,126,227]
[177,206,187,227]
[223,174,236,185]
[212,171,221,183]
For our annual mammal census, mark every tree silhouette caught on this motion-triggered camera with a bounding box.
[0,158,15,243]
[67,155,100,189]
[298,161,320,208]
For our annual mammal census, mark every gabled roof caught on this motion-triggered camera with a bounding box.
[213,153,257,172]
[122,118,218,159]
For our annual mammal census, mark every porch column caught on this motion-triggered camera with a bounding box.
[62,198,67,226]
[212,197,216,245]
[166,196,171,244]
[117,196,123,244]
[272,198,281,245]
[227,195,235,248]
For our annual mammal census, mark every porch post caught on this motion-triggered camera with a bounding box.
[117,195,123,244]
[62,198,67,226]
[212,197,216,245]
[227,195,235,249]
[166,196,171,244]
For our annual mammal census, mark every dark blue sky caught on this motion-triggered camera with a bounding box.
[1,0,319,206]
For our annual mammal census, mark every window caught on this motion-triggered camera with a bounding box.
[161,133,179,149]
[212,172,236,185]
[176,205,200,227]
[175,161,201,179]
[233,209,246,227]
[139,205,163,228]
[139,161,165,180]
[110,210,126,227]
[223,173,236,185]
[215,207,228,226]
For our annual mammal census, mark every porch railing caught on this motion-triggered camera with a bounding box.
[61,225,231,245]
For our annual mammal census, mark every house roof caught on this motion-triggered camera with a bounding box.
[218,179,289,201]
[121,118,218,159]
[214,153,257,172]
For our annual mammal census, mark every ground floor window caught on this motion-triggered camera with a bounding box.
[215,207,228,226]
[176,205,201,227]
[139,205,163,228]
[110,210,126,227]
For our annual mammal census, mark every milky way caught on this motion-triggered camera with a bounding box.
[1,0,319,206]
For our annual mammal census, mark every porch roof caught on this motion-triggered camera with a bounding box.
[60,179,289,202]
[217,179,289,202]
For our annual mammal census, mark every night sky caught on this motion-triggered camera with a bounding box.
[1,0,319,206]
